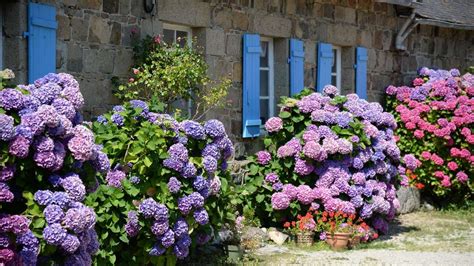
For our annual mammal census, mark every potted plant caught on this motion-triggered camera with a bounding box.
[283,212,316,247]
[316,211,356,250]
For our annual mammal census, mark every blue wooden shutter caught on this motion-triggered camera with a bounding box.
[242,34,261,138]
[316,43,333,92]
[289,39,304,96]
[355,47,368,100]
[28,3,57,83]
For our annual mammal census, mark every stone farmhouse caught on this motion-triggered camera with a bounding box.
[1,0,473,156]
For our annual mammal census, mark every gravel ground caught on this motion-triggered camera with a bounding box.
[252,247,474,265]
[248,210,474,265]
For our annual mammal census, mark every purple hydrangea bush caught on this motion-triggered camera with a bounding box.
[241,86,416,234]
[87,101,234,264]
[0,73,110,265]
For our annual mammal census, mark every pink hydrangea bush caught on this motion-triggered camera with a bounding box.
[0,73,111,265]
[386,68,473,205]
[240,86,414,234]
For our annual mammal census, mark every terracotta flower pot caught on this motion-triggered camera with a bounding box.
[296,232,314,247]
[325,232,351,250]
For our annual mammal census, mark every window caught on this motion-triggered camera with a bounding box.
[162,23,192,48]
[259,37,274,125]
[331,46,341,89]
[162,23,193,116]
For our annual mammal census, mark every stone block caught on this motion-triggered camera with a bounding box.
[226,84,242,111]
[119,0,130,15]
[130,0,145,18]
[232,11,249,31]
[122,25,139,46]
[254,15,291,38]
[327,24,357,46]
[274,38,288,63]
[4,1,27,36]
[71,17,89,41]
[367,48,377,70]
[83,48,115,74]
[304,67,314,88]
[63,0,78,6]
[78,0,101,10]
[416,56,432,69]
[335,6,356,24]
[158,0,211,27]
[110,22,122,45]
[214,8,232,29]
[57,15,71,40]
[322,4,334,20]
[304,40,315,65]
[113,49,133,76]
[226,34,242,57]
[88,16,112,44]
[357,30,372,48]
[285,0,297,14]
[103,0,119,14]
[396,187,420,214]
[79,77,116,113]
[64,6,84,17]
[421,38,435,55]
[67,42,83,72]
[382,30,393,51]
[141,18,162,38]
[232,62,242,82]
[56,42,66,71]
[206,55,232,80]
[372,30,383,50]
[205,28,226,56]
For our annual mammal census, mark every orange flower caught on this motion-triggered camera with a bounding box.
[349,214,356,220]
[415,183,425,189]
[343,213,348,218]
[297,214,302,219]
[329,212,334,218]
[322,217,327,222]
[323,211,328,217]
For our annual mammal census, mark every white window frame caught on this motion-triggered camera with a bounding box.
[162,23,192,47]
[259,37,274,128]
[332,46,342,90]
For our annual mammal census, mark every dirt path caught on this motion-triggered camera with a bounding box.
[248,210,474,265]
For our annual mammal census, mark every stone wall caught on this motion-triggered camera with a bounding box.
[2,0,473,156]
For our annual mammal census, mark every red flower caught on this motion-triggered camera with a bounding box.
[291,221,296,227]
[283,222,290,228]
[373,233,379,239]
[415,183,425,189]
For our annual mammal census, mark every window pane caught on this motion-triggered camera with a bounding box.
[163,29,175,44]
[176,30,188,48]
[260,41,268,67]
[260,99,269,124]
[331,49,337,73]
[260,70,269,97]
